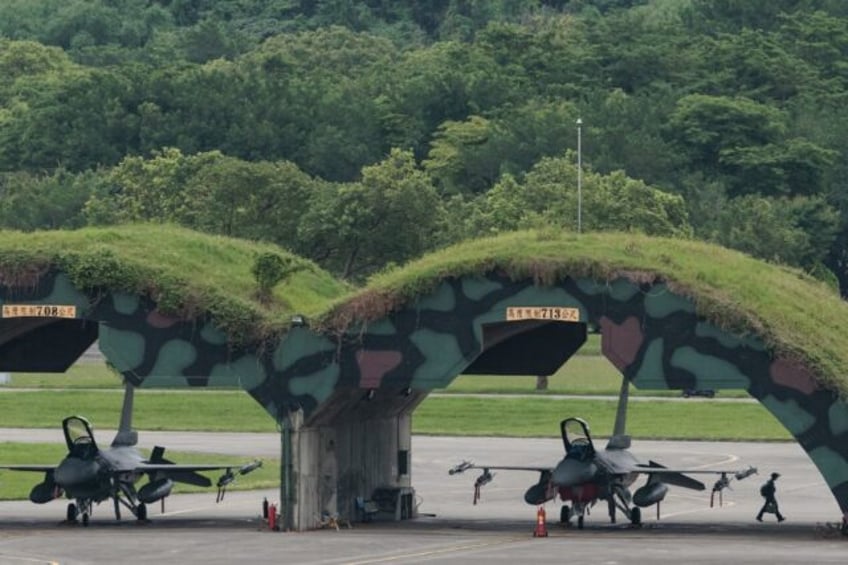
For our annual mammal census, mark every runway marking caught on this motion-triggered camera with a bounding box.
[341,536,527,565]
[661,500,737,519]
[0,554,59,565]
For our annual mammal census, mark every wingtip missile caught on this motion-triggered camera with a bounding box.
[735,466,757,481]
[239,460,263,475]
[449,460,473,475]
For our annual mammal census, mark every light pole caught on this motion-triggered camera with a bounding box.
[576,117,583,233]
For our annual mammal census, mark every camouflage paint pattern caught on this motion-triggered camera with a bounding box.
[2,269,847,521]
[0,270,257,387]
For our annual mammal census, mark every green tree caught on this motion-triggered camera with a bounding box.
[668,94,786,170]
[298,149,444,280]
[475,153,691,237]
[0,66,140,172]
[84,148,223,225]
[423,115,493,194]
[711,195,838,268]
[0,168,101,230]
[183,155,317,248]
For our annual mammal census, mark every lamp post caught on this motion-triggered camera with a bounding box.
[576,117,583,233]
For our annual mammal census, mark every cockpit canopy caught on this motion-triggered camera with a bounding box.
[560,417,595,461]
[62,416,98,458]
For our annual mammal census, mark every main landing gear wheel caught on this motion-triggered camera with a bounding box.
[66,503,78,522]
[630,507,642,526]
[560,505,570,524]
[136,503,147,521]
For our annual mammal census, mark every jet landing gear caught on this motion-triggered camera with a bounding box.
[610,485,642,528]
[66,502,77,522]
[559,504,588,529]
[629,507,642,527]
[67,500,93,526]
[112,498,146,522]
[112,481,149,523]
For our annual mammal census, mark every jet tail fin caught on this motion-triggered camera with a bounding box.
[111,380,138,447]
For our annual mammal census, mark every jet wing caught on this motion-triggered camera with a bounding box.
[134,463,243,472]
[131,460,263,488]
[631,461,758,491]
[449,461,552,475]
[0,464,56,472]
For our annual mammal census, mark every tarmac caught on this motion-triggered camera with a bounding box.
[0,433,846,564]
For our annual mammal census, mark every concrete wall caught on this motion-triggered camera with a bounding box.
[290,414,412,530]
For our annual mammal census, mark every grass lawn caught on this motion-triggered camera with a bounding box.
[414,396,790,441]
[0,390,278,432]
[4,364,129,389]
[0,442,280,501]
[441,358,750,398]
[0,388,787,441]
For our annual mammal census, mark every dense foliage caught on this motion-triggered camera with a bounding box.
[2,0,848,290]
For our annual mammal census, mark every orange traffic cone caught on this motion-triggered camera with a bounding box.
[533,505,548,537]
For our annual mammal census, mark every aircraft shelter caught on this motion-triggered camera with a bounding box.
[2,227,848,531]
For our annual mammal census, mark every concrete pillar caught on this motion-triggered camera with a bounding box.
[280,408,302,531]
[284,412,413,531]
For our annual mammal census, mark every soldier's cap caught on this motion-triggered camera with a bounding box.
[771,472,780,479]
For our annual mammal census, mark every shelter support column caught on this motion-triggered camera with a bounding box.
[334,414,413,523]
[279,409,303,531]
[280,411,414,531]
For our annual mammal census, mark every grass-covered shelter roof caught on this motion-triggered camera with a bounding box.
[0,224,350,342]
[2,225,846,398]
[323,230,848,398]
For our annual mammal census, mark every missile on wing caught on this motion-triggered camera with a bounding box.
[449,461,473,475]
[239,460,263,475]
[474,469,494,488]
[735,466,757,481]
[217,470,235,488]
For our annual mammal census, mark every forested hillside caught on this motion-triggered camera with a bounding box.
[2,0,847,289]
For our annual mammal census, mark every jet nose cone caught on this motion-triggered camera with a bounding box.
[552,457,597,487]
[55,458,99,487]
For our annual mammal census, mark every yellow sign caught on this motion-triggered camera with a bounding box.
[506,306,580,322]
[1,304,77,319]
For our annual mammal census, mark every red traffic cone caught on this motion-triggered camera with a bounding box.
[533,506,548,537]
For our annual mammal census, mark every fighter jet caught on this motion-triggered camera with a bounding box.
[0,383,262,526]
[449,378,756,528]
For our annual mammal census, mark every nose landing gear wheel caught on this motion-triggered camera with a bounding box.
[82,513,90,527]
[630,507,641,526]
[560,505,570,524]
[137,503,147,521]
[66,503,78,522]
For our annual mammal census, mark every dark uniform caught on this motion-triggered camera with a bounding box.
[756,472,785,522]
